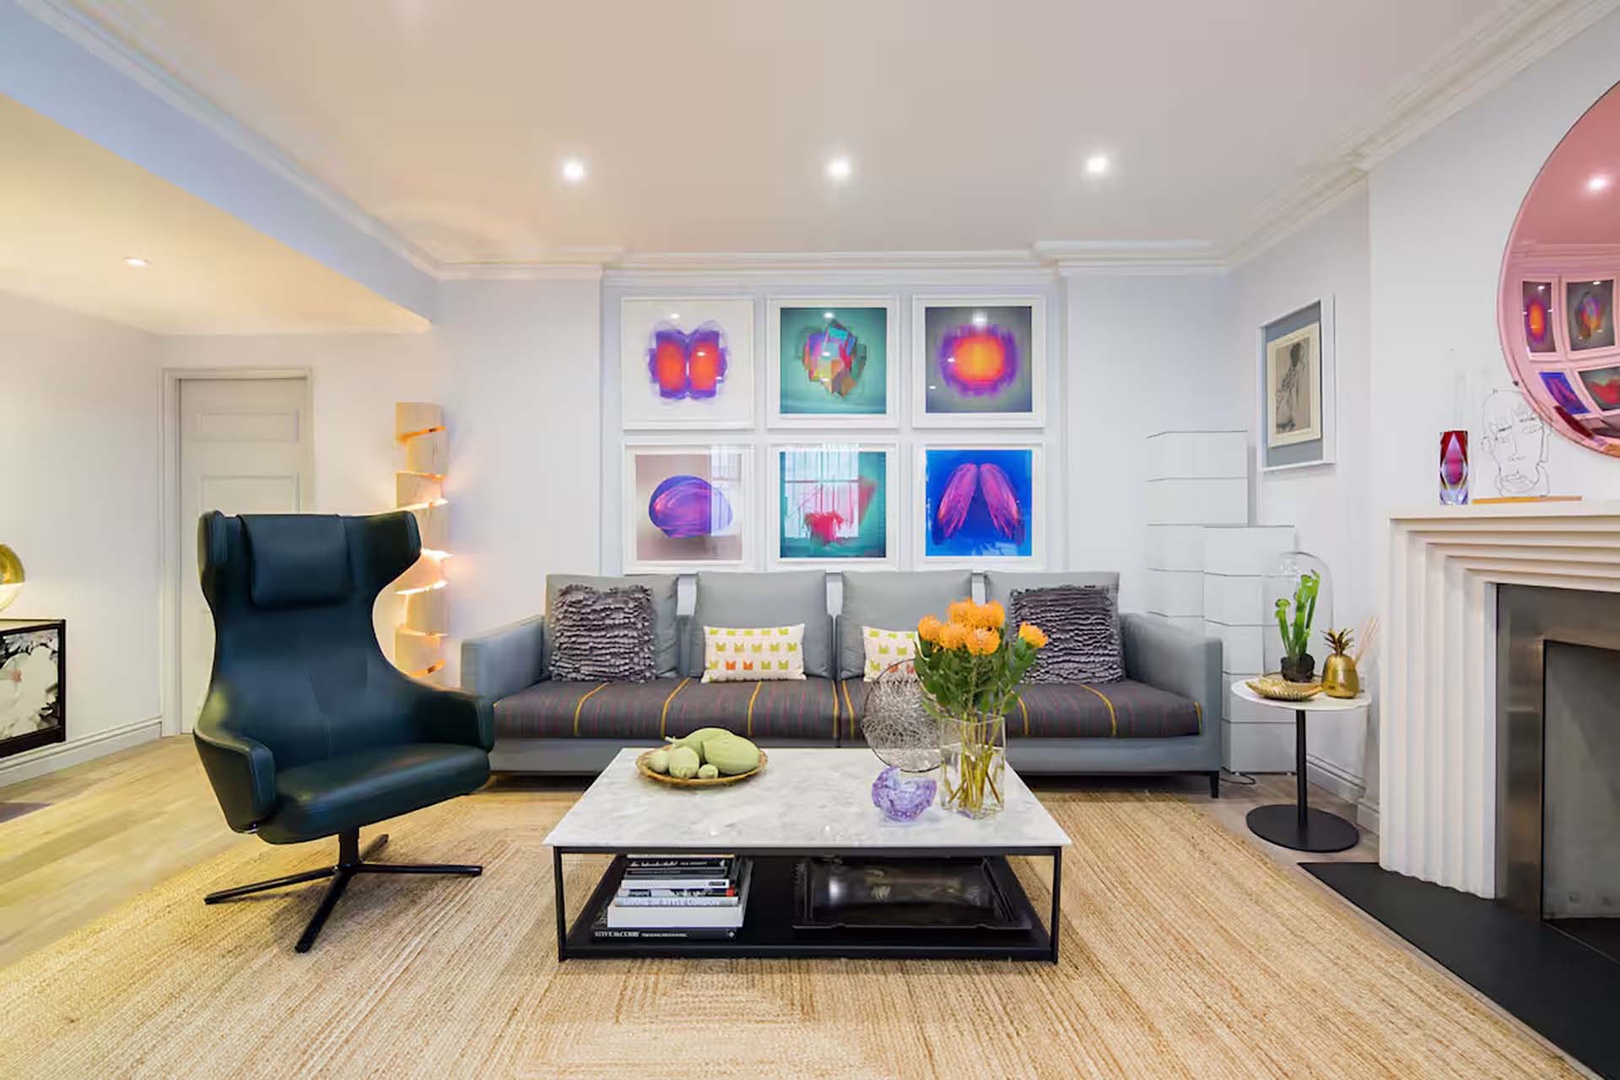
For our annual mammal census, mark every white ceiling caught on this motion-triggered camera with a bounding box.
[55,0,1608,266]
[0,94,428,333]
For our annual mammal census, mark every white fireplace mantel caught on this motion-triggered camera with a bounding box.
[1382,501,1620,897]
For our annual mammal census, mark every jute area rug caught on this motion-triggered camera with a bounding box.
[0,786,1578,1079]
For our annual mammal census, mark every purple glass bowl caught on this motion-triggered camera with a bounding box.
[871,766,936,822]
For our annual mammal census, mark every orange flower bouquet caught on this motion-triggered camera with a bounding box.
[915,599,1047,818]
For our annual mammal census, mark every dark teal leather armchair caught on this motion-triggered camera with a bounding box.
[194,510,492,952]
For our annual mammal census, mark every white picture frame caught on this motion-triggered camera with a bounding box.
[766,441,901,569]
[911,295,1046,429]
[1258,297,1337,472]
[765,297,900,429]
[622,440,756,572]
[913,442,1045,569]
[621,297,756,430]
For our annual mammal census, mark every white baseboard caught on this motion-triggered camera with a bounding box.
[1356,799,1380,835]
[1306,754,1366,806]
[0,716,163,789]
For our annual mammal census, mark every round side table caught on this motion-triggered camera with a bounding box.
[1231,681,1370,853]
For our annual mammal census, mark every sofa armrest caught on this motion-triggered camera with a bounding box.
[1120,612,1222,729]
[461,614,546,702]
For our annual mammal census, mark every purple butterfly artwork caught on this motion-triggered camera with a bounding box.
[925,450,1033,558]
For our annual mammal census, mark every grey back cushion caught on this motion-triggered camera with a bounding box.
[689,571,833,678]
[837,570,973,680]
[1010,585,1125,684]
[546,573,679,677]
[549,584,656,682]
[983,570,1120,610]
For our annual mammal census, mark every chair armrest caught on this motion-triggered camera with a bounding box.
[460,615,546,702]
[409,684,495,752]
[193,712,278,833]
[1121,612,1222,725]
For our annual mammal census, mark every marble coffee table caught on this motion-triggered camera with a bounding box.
[544,747,1072,962]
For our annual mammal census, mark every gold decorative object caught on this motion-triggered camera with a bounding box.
[1320,627,1360,699]
[1246,676,1323,702]
[0,545,24,613]
[635,747,767,787]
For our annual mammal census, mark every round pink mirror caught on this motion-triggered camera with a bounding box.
[1499,81,1620,457]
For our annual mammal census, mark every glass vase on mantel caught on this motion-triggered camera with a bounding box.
[1263,550,1333,684]
[938,711,1007,820]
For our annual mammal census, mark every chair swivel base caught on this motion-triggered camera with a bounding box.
[204,827,481,952]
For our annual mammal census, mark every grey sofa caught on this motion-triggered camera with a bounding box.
[461,569,1223,793]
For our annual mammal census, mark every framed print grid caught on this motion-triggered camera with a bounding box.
[766,297,900,429]
[623,442,757,572]
[767,442,900,569]
[911,296,1046,429]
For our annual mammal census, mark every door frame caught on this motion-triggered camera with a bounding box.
[160,367,314,736]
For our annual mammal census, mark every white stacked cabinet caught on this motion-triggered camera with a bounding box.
[1203,525,1296,772]
[1143,432,1246,630]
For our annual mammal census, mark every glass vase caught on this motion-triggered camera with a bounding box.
[939,712,1006,819]
[1262,550,1333,684]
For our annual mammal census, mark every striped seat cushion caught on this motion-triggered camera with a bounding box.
[841,678,1200,741]
[492,677,841,742]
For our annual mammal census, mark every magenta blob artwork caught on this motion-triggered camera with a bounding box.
[976,463,1025,543]
[648,323,728,400]
[937,322,1019,397]
[647,474,732,539]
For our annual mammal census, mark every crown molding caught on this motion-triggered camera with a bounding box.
[610,249,1046,273]
[437,261,608,283]
[17,0,445,279]
[1033,240,1227,276]
[1223,0,1620,268]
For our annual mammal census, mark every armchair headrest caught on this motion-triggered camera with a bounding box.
[241,514,353,609]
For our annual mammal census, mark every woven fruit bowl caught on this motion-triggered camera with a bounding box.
[1246,676,1324,702]
[635,747,768,788]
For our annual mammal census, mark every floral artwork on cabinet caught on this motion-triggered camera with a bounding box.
[0,622,64,759]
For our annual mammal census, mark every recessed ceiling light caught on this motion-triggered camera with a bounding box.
[561,157,587,184]
[1084,153,1111,177]
[124,256,149,268]
[826,156,853,182]
[1589,174,1611,193]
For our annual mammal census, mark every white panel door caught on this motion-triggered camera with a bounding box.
[179,377,309,732]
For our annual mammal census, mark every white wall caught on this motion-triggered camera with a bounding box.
[1231,191,1373,798]
[1064,270,1237,605]
[0,291,163,777]
[441,276,603,679]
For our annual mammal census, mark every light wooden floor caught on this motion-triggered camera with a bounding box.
[0,736,1374,971]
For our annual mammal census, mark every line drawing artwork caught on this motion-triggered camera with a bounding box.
[1480,389,1551,498]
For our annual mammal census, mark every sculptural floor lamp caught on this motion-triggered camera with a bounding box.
[193,510,493,952]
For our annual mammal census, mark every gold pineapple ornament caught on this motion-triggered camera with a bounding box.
[1320,627,1359,699]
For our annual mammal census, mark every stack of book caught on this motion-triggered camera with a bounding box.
[594,855,752,940]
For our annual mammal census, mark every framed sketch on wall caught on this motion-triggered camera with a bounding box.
[0,619,65,760]
[1259,299,1336,471]
[915,444,1044,568]
[766,298,899,428]
[768,442,899,568]
[621,298,756,430]
[623,442,755,572]
[911,297,1046,428]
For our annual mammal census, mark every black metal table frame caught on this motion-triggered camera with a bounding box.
[1245,706,1361,853]
[552,845,1063,963]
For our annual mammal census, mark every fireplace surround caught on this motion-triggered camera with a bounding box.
[1498,584,1620,957]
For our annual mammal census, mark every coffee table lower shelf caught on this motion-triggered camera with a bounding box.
[553,851,1061,963]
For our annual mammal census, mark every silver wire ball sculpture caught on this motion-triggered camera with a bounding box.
[860,661,941,773]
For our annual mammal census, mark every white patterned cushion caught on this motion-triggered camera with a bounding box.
[861,626,919,682]
[701,624,807,683]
